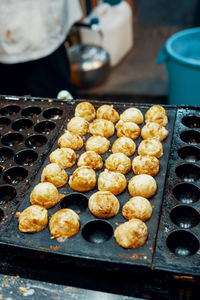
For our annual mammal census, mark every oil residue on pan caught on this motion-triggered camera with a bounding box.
[0,100,177,273]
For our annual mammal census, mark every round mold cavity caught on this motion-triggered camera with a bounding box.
[1,133,23,147]
[0,147,14,162]
[170,205,200,229]
[175,164,200,182]
[34,120,56,134]
[0,209,4,222]
[173,183,200,204]
[82,220,113,244]
[60,193,88,214]
[166,230,199,257]
[0,185,17,202]
[14,149,38,166]
[180,130,200,144]
[25,134,47,148]
[178,146,200,162]
[21,106,42,118]
[182,116,200,128]
[0,105,20,116]
[3,166,28,184]
[43,108,63,120]
[0,117,11,130]
[12,118,33,132]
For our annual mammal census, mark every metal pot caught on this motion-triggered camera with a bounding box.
[69,23,110,89]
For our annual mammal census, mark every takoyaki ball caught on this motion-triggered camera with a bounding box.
[75,101,96,121]
[41,163,68,188]
[141,122,168,141]
[98,169,127,195]
[115,120,140,140]
[17,205,48,233]
[88,191,120,218]
[128,174,157,199]
[145,105,168,126]
[138,139,163,158]
[114,219,148,249]
[122,196,152,221]
[111,137,136,157]
[132,155,159,176]
[89,119,115,138]
[30,182,63,208]
[85,136,110,154]
[96,104,119,123]
[120,108,143,124]
[105,153,131,174]
[58,130,83,150]
[77,151,103,170]
[49,148,76,168]
[49,209,80,239]
[67,117,89,136]
[69,166,96,192]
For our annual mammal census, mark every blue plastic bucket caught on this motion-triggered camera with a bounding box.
[157,27,200,106]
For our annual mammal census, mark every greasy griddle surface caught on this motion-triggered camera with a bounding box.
[0,100,177,271]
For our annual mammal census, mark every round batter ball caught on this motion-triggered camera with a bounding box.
[49,148,76,168]
[30,182,63,208]
[96,104,119,123]
[114,218,148,249]
[111,136,136,157]
[77,151,103,170]
[88,191,120,218]
[41,163,68,188]
[128,174,157,198]
[132,155,159,176]
[67,117,89,136]
[17,205,48,233]
[75,101,96,121]
[85,136,110,154]
[115,120,140,140]
[105,153,131,174]
[122,196,152,221]
[120,108,143,124]
[98,169,127,195]
[69,166,96,192]
[141,122,168,141]
[138,139,163,158]
[89,119,115,138]
[58,130,83,150]
[145,105,168,126]
[49,208,80,239]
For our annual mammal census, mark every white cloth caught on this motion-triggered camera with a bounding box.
[0,0,82,64]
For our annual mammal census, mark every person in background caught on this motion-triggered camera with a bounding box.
[0,0,82,98]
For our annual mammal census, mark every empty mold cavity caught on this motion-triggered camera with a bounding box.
[12,119,33,131]
[21,106,41,118]
[0,117,11,129]
[3,167,28,184]
[43,108,63,120]
[0,147,14,162]
[180,130,200,144]
[25,134,47,148]
[82,220,113,244]
[175,164,200,182]
[34,120,56,134]
[178,146,200,162]
[1,133,23,147]
[60,193,88,214]
[170,205,200,229]
[0,105,20,116]
[0,209,4,222]
[173,183,200,204]
[0,185,17,202]
[167,230,199,257]
[182,116,200,128]
[14,150,38,166]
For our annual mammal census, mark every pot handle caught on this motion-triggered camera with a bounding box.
[157,45,169,64]
[73,20,103,40]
